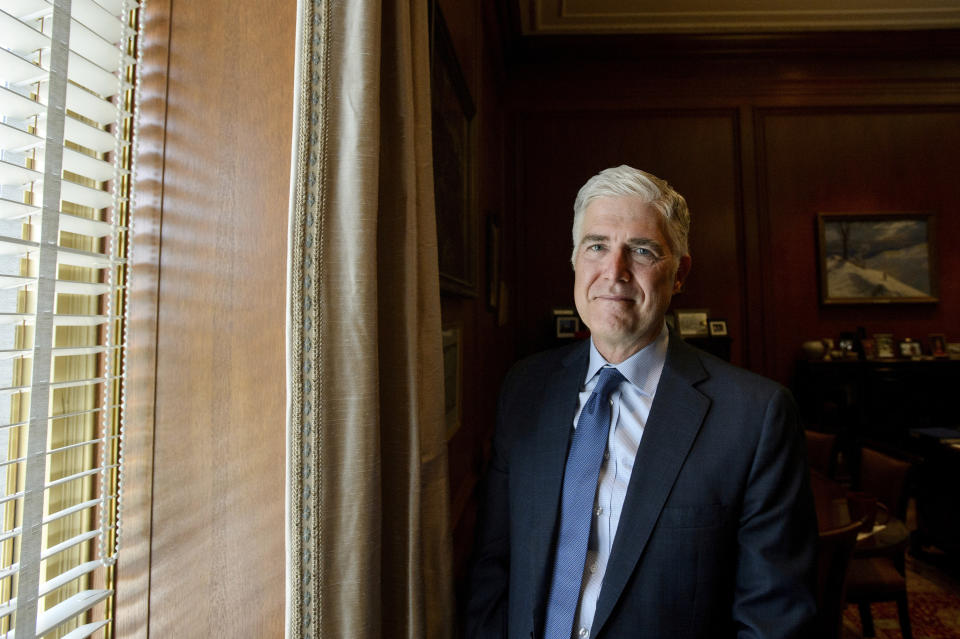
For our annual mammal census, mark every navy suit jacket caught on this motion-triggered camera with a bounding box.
[465,335,817,639]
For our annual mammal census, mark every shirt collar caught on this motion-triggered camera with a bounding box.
[585,323,669,398]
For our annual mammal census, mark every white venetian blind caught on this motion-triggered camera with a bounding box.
[0,0,140,637]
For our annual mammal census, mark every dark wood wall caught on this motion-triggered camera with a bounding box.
[506,52,960,386]
[436,0,514,588]
[120,0,293,634]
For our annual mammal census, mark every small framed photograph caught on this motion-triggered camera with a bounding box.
[874,333,895,359]
[947,342,960,360]
[675,309,710,337]
[929,333,947,357]
[556,315,580,338]
[861,338,876,360]
[899,339,922,359]
[708,319,728,337]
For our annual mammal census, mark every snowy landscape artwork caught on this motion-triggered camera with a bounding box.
[818,213,936,304]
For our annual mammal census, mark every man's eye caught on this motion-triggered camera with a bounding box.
[634,247,657,258]
[587,244,604,252]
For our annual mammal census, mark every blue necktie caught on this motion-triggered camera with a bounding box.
[544,366,625,639]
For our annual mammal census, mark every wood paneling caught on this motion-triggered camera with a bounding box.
[121,0,296,634]
[508,52,960,387]
[758,107,960,384]
[115,0,170,634]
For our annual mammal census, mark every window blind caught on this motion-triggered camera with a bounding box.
[0,0,141,637]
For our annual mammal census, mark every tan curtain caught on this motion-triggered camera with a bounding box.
[286,0,454,637]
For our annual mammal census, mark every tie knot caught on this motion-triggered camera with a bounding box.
[593,366,625,404]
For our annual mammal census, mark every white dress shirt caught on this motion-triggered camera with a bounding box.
[570,325,669,639]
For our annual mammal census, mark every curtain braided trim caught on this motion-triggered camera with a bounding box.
[287,0,328,636]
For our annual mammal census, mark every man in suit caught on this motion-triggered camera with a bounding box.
[465,166,817,638]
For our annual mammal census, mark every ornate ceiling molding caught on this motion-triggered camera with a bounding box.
[519,0,960,35]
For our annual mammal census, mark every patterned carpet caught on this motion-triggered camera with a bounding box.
[842,553,960,638]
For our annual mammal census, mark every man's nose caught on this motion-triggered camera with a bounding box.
[604,247,631,282]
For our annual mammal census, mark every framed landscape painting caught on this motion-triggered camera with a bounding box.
[817,212,938,305]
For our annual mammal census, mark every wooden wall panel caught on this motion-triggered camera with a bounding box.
[507,52,960,388]
[128,0,296,635]
[115,0,170,634]
[514,111,745,362]
[759,107,960,384]
[437,0,515,591]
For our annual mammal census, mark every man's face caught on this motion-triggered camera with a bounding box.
[573,196,691,363]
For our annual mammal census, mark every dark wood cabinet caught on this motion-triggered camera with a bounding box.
[793,358,960,446]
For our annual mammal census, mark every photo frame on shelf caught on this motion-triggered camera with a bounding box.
[929,333,947,357]
[898,338,922,359]
[874,333,895,359]
[817,212,938,305]
[553,308,579,339]
[675,309,710,337]
[708,319,728,337]
[556,316,580,338]
[431,5,477,297]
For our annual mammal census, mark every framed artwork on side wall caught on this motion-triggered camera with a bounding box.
[817,212,938,305]
[431,5,477,297]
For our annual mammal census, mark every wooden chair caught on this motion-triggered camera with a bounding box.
[846,447,913,639]
[816,519,863,639]
[805,430,838,477]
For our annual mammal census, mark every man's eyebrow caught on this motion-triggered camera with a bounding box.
[627,238,666,250]
[580,234,608,244]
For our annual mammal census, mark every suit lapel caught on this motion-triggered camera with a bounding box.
[529,342,589,626]
[591,338,711,635]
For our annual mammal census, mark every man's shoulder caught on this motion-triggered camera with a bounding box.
[502,340,587,389]
[672,338,786,397]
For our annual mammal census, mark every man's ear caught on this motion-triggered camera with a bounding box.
[674,255,692,293]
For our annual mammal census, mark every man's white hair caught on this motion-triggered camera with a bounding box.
[571,165,691,266]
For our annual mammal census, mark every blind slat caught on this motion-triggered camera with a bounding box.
[0,120,41,152]
[59,620,111,639]
[38,560,101,598]
[36,588,112,637]
[41,529,100,563]
[0,7,47,51]
[43,497,101,527]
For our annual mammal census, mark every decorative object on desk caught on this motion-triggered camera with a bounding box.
[675,308,709,337]
[899,338,922,359]
[442,325,462,440]
[929,334,947,358]
[838,335,857,359]
[432,5,477,297]
[802,340,826,360]
[708,319,728,337]
[947,342,960,360]
[817,212,938,305]
[874,333,895,359]
[861,338,876,360]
